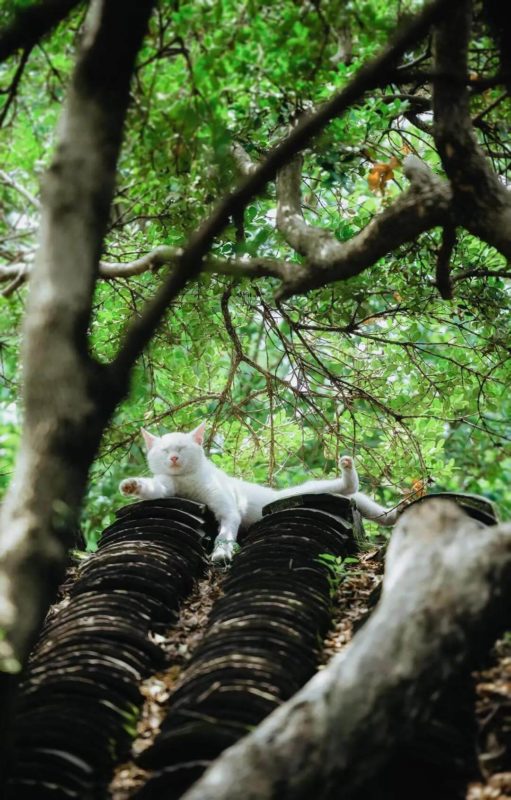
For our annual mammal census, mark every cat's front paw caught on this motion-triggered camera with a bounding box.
[211,538,237,565]
[339,455,354,470]
[120,478,143,497]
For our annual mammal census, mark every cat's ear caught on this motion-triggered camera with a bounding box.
[141,428,159,451]
[190,421,206,446]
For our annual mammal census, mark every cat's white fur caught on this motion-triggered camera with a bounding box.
[120,423,401,562]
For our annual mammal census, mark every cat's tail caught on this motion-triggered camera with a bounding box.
[352,491,403,526]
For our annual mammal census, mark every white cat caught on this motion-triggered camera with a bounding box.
[119,423,402,563]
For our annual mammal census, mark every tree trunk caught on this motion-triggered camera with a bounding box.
[0,0,155,774]
[181,499,511,800]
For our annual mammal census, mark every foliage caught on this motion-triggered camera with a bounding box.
[317,553,360,598]
[1,0,511,546]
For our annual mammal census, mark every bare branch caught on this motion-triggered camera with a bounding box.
[203,256,294,281]
[330,23,353,67]
[383,93,432,112]
[0,265,29,298]
[98,245,177,277]
[0,0,83,63]
[0,264,27,282]
[405,110,434,135]
[100,247,294,282]
[0,248,294,289]
[182,500,511,800]
[472,91,509,127]
[0,170,41,210]
[0,47,32,127]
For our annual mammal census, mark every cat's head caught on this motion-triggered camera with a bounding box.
[141,422,206,477]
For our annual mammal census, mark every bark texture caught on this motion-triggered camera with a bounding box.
[181,499,511,800]
[0,0,155,691]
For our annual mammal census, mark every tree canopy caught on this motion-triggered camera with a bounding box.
[2,0,510,544]
[0,0,510,671]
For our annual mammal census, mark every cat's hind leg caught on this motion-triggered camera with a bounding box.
[275,454,359,498]
[338,455,359,494]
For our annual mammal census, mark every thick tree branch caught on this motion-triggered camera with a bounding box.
[0,0,156,678]
[453,267,511,283]
[275,155,453,299]
[432,0,511,257]
[276,155,328,258]
[0,165,454,308]
[110,0,460,380]
[231,142,258,176]
[100,249,294,282]
[383,93,431,111]
[0,0,83,63]
[435,224,456,299]
[0,249,295,289]
[182,500,511,800]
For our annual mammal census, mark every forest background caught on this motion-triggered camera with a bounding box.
[1,0,510,555]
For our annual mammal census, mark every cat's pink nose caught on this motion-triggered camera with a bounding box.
[170,455,179,464]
